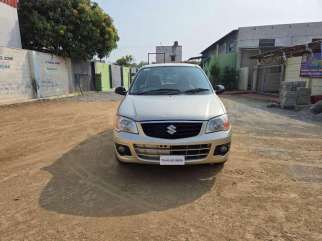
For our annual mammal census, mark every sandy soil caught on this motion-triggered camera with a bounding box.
[0,93,321,241]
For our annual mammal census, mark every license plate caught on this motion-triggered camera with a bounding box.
[160,155,185,166]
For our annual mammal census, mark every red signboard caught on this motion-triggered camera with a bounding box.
[0,0,18,8]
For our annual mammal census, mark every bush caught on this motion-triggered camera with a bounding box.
[221,67,238,90]
[203,57,238,90]
[207,61,220,86]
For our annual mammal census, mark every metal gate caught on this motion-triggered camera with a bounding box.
[256,65,282,93]
[74,73,95,93]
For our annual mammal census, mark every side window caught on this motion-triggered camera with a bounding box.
[259,39,275,48]
[170,55,176,62]
[312,38,322,42]
[227,42,236,53]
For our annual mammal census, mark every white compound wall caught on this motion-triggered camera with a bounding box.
[0,46,73,104]
[0,2,22,49]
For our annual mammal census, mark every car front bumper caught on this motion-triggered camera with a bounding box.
[113,129,232,165]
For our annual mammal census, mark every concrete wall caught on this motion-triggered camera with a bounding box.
[239,67,249,90]
[29,51,72,98]
[0,2,21,48]
[111,64,122,88]
[0,46,78,104]
[238,49,260,89]
[94,63,138,91]
[311,79,322,97]
[285,57,303,82]
[122,67,130,90]
[0,47,34,103]
[285,56,322,97]
[238,22,322,49]
[94,62,111,91]
[0,48,139,104]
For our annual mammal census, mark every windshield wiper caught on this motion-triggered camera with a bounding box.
[135,88,181,95]
[183,88,210,94]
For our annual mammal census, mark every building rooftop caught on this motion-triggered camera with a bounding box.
[239,21,322,29]
[201,21,322,55]
[201,30,238,54]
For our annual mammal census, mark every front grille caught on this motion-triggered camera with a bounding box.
[141,122,202,139]
[134,144,211,161]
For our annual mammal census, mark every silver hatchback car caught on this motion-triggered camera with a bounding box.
[113,63,231,165]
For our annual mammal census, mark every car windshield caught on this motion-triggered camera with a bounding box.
[130,66,212,95]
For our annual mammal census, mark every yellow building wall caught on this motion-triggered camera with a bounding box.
[285,56,322,96]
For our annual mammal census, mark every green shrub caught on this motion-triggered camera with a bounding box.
[207,61,220,87]
[221,67,238,90]
[203,57,238,90]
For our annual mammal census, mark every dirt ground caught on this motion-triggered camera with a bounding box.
[0,93,322,241]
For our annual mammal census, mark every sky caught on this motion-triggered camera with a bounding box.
[94,0,322,63]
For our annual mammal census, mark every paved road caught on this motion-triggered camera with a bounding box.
[0,93,321,241]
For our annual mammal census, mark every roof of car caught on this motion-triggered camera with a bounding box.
[141,63,200,69]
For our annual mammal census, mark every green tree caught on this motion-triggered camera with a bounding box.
[136,61,148,69]
[18,0,119,60]
[115,55,134,66]
[208,61,221,86]
[221,67,238,90]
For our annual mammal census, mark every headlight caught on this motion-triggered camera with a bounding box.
[115,116,138,134]
[206,114,230,133]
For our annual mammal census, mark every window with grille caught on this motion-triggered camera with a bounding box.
[259,39,275,48]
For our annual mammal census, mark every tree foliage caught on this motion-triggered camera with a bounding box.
[18,0,119,60]
[135,61,148,69]
[115,55,134,66]
[204,58,238,90]
[221,67,238,90]
[208,61,221,85]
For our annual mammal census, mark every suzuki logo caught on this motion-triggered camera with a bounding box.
[166,125,177,135]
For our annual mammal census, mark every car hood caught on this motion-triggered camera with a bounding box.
[118,94,226,121]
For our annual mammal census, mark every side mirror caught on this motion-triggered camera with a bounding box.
[215,85,225,95]
[115,86,127,95]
